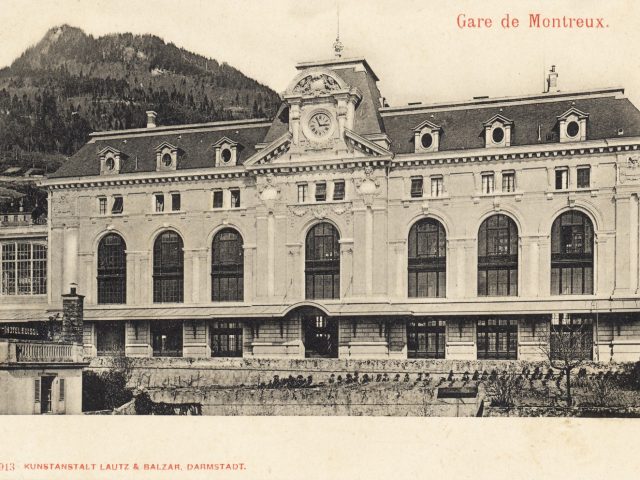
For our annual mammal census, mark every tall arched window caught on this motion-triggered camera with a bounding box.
[305,222,340,299]
[153,230,183,303]
[551,211,594,295]
[408,218,446,297]
[212,228,244,302]
[478,214,518,296]
[97,233,126,304]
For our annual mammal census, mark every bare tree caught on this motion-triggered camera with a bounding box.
[539,318,593,406]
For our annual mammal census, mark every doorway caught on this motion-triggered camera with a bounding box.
[40,376,55,414]
[300,308,338,358]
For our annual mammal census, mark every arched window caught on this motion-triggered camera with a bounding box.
[97,233,126,304]
[551,211,594,295]
[153,231,183,303]
[478,214,518,296]
[408,218,446,297]
[212,228,244,302]
[305,222,340,299]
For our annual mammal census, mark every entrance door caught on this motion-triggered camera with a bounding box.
[40,376,55,414]
[302,310,338,358]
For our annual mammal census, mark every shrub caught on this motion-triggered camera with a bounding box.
[485,374,524,407]
[584,376,619,407]
[82,369,133,412]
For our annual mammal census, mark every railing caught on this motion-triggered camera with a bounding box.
[0,213,47,227]
[1,340,83,364]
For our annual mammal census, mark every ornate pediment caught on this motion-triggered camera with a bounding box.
[243,132,292,167]
[293,74,342,96]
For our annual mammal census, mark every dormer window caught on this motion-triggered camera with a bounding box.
[483,114,513,148]
[155,142,180,171]
[98,147,125,175]
[557,107,588,143]
[213,137,240,167]
[413,120,441,153]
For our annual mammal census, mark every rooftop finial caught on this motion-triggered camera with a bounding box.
[333,0,344,58]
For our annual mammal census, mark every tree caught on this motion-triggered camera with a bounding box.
[540,316,593,406]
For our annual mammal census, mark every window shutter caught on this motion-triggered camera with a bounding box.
[34,379,40,403]
[59,378,65,402]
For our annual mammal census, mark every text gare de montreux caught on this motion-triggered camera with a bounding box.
[456,13,607,29]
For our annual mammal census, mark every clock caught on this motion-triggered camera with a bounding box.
[308,112,333,138]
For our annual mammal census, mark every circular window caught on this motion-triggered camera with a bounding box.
[492,127,505,144]
[105,157,115,170]
[420,133,433,149]
[566,121,580,138]
[162,153,173,167]
[221,148,232,163]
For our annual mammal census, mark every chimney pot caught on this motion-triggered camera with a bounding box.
[146,110,158,128]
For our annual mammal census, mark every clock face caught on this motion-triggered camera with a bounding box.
[308,112,332,138]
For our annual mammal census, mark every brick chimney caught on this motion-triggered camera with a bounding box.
[61,284,84,344]
[146,110,158,128]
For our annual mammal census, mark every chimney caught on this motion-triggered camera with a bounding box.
[146,110,158,128]
[61,284,84,344]
[546,65,559,93]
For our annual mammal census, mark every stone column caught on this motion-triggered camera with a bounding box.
[520,235,541,297]
[285,243,302,300]
[390,240,406,299]
[62,226,79,293]
[243,244,256,302]
[614,194,632,295]
[340,239,354,299]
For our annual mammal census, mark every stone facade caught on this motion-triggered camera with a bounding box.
[38,57,640,363]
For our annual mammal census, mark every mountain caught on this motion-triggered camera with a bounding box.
[0,25,280,172]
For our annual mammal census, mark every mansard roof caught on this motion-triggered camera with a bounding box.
[381,89,640,154]
[50,120,270,178]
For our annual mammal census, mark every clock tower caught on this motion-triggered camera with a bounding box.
[282,65,362,157]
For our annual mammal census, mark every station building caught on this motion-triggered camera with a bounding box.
[37,57,640,362]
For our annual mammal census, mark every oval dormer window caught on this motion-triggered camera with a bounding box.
[567,121,580,138]
[162,153,173,167]
[105,157,115,171]
[221,148,232,164]
[421,133,433,149]
[492,127,505,144]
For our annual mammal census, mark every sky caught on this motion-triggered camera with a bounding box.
[0,0,639,107]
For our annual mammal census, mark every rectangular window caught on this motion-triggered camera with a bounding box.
[555,168,569,190]
[212,190,223,209]
[111,195,123,214]
[407,319,446,359]
[477,318,518,359]
[151,321,183,357]
[315,182,327,202]
[481,173,495,194]
[577,166,591,189]
[98,197,107,215]
[211,321,243,357]
[550,315,594,361]
[410,177,423,198]
[154,194,165,213]
[1,241,47,296]
[333,180,345,201]
[34,378,40,403]
[171,193,181,211]
[430,176,443,197]
[297,184,308,203]
[502,171,515,192]
[230,189,241,208]
[59,378,65,402]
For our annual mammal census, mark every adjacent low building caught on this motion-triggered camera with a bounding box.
[38,57,640,363]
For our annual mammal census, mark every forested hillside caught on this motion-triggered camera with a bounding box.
[0,25,280,172]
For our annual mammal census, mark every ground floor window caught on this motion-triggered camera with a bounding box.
[550,314,593,361]
[477,318,518,359]
[151,321,183,357]
[211,321,243,357]
[96,322,125,356]
[407,318,446,359]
